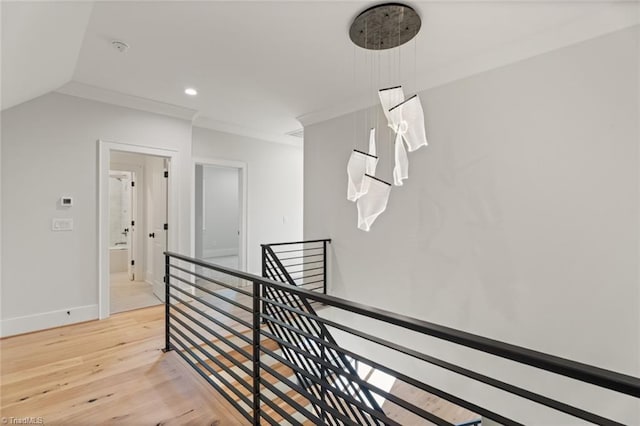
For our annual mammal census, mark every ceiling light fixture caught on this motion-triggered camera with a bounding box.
[184,88,198,96]
[345,3,426,232]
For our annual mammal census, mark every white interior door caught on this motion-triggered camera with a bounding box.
[149,158,168,301]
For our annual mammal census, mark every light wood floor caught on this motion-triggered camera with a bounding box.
[0,305,249,425]
[110,272,162,314]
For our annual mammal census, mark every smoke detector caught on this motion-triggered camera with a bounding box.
[111,40,130,53]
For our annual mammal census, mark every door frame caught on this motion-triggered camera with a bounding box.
[192,157,248,272]
[98,140,179,319]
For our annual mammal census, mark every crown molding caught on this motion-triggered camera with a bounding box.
[298,4,640,127]
[56,81,198,121]
[193,116,303,147]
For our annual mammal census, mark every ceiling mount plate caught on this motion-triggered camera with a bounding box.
[349,3,421,50]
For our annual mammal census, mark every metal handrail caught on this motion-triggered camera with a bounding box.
[261,238,332,247]
[165,250,640,399]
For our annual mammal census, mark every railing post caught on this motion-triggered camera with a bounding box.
[323,240,328,294]
[260,245,267,322]
[252,280,261,425]
[163,253,172,352]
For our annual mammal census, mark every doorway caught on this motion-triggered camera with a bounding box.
[194,159,247,276]
[107,152,168,314]
[99,141,179,319]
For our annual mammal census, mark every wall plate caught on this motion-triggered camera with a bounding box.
[52,218,73,231]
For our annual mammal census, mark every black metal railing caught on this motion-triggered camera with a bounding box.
[164,248,640,426]
[262,239,330,294]
[261,239,386,424]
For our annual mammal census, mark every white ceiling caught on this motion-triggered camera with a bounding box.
[1,1,93,110]
[3,1,639,144]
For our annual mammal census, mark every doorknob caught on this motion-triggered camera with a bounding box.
[149,232,155,238]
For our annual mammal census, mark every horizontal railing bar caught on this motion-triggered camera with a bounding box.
[260,297,620,424]
[169,304,252,363]
[171,339,253,423]
[286,266,324,274]
[260,382,310,425]
[169,263,252,296]
[259,360,361,426]
[279,260,323,268]
[272,247,324,255]
[169,312,252,376]
[307,286,324,292]
[258,409,280,426]
[298,280,324,287]
[293,272,324,281]
[168,283,252,329]
[167,251,640,398]
[259,341,401,426]
[169,293,251,345]
[169,273,251,313]
[168,251,265,282]
[259,319,452,426]
[170,332,252,408]
[262,239,332,247]
[276,253,324,261]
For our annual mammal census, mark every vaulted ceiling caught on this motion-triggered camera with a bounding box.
[2,1,638,144]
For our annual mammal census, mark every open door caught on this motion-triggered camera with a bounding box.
[149,158,168,301]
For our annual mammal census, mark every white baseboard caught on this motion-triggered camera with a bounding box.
[203,248,238,258]
[0,304,99,338]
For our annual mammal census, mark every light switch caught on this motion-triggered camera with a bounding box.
[52,218,73,231]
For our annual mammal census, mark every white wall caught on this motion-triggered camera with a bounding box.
[304,27,639,423]
[192,127,303,274]
[1,92,192,336]
[201,165,240,258]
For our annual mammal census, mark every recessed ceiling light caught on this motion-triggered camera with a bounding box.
[184,88,198,96]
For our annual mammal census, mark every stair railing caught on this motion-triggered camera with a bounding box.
[262,239,386,424]
[164,247,640,426]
